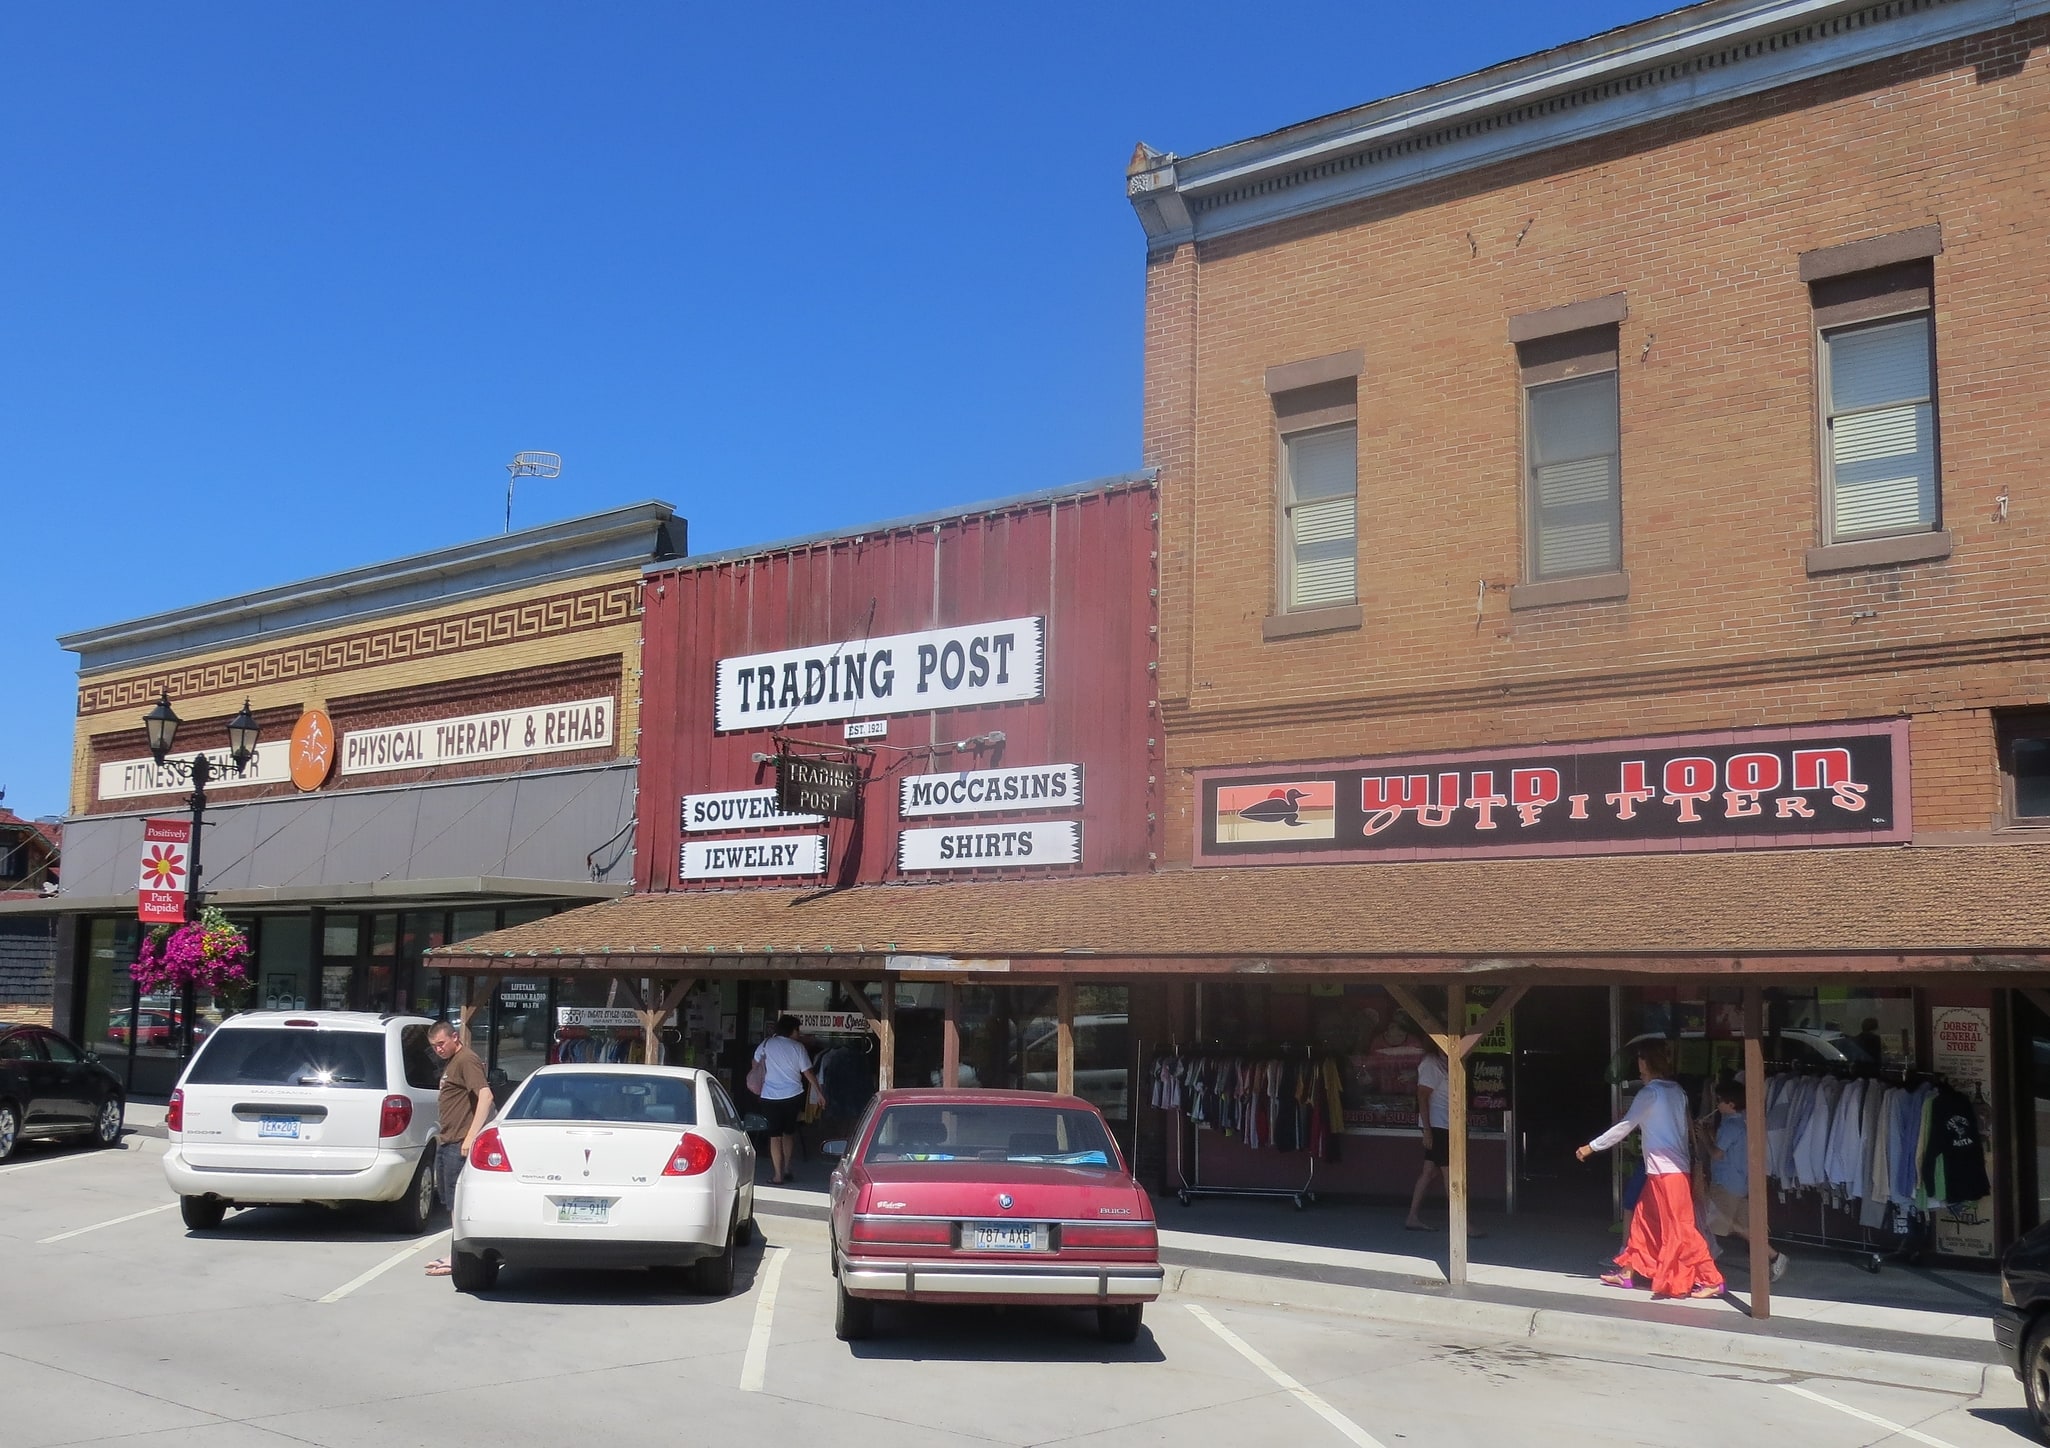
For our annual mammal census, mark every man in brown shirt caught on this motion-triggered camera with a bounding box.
[424,1020,492,1276]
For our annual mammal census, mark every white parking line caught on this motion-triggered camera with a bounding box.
[317,1233,447,1304]
[1778,1384,1961,1447]
[1184,1303,1388,1448]
[739,1246,789,1393]
[38,1201,178,1244]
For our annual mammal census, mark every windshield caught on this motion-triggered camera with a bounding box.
[863,1103,1118,1169]
[186,1029,386,1089]
[506,1072,698,1126]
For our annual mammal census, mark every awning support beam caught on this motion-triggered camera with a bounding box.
[839,979,896,1091]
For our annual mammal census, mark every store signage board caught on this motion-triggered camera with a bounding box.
[1929,1005,1997,1259]
[289,709,337,792]
[714,616,1044,732]
[341,696,613,776]
[1195,720,1910,866]
[794,1011,873,1035]
[845,719,888,741]
[900,763,1082,818]
[898,820,1081,872]
[681,788,823,833]
[776,754,863,820]
[136,817,192,923]
[681,833,827,880]
[558,1006,676,1028]
[100,740,290,802]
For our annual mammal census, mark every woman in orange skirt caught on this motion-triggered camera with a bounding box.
[1577,1040,1724,1300]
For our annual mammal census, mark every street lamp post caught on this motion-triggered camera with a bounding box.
[141,691,261,1053]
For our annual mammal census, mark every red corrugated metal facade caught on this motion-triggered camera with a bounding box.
[636,478,1159,893]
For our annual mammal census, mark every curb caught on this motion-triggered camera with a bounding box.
[1170,1265,1998,1396]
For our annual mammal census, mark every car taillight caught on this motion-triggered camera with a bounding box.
[469,1127,511,1172]
[848,1216,954,1246]
[165,1088,183,1134]
[1060,1221,1159,1250]
[662,1133,718,1177]
[378,1095,412,1138]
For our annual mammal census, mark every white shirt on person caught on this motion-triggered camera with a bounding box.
[1415,1053,1451,1129]
[1588,1077,1691,1175]
[754,1035,813,1100]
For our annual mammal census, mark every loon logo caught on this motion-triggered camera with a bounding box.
[1215,780,1336,844]
[1238,788,1309,827]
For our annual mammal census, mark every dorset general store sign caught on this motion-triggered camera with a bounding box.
[1196,721,1908,866]
[714,617,1044,732]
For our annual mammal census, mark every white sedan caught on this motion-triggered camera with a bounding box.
[450,1064,757,1294]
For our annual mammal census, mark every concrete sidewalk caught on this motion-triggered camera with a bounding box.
[750,1175,2009,1394]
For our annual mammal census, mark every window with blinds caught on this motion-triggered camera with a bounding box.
[1525,370,1621,581]
[1823,315,1935,541]
[1283,424,1358,610]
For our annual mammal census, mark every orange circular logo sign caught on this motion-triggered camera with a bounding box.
[290,709,337,791]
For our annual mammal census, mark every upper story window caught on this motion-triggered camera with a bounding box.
[1520,329,1621,582]
[1820,300,1937,542]
[2000,710,2050,826]
[1263,351,1363,623]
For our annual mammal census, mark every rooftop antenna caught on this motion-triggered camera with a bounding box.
[504,451,563,533]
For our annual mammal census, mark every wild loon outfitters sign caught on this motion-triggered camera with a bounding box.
[899,763,1082,818]
[1196,721,1909,866]
[714,617,1045,732]
[342,697,613,775]
[681,833,826,880]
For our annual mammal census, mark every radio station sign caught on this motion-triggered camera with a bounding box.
[1197,721,1909,866]
[681,833,827,880]
[100,740,290,802]
[900,763,1082,818]
[342,696,613,776]
[777,754,863,820]
[898,819,1082,871]
[715,616,1044,732]
[681,788,823,832]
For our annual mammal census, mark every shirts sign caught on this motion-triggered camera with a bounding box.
[898,820,1081,872]
[715,616,1044,732]
[136,817,192,923]
[342,696,613,775]
[681,834,827,880]
[900,763,1082,818]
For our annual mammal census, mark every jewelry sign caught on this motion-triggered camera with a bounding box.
[714,616,1044,732]
[1196,721,1909,866]
[137,817,192,924]
[681,834,827,880]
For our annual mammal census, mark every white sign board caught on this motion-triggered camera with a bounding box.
[557,1007,676,1028]
[900,763,1082,818]
[681,788,823,832]
[844,719,889,741]
[99,740,291,802]
[794,1011,873,1034]
[1929,1004,1997,1260]
[715,616,1044,732]
[897,820,1081,872]
[682,834,827,880]
[341,696,613,776]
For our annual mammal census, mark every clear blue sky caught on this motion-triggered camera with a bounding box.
[0,1,1670,819]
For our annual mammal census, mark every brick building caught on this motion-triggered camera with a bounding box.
[1123,0,2050,1267]
[0,503,678,1094]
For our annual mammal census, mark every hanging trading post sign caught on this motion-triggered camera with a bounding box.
[776,753,863,821]
[714,616,1045,731]
[136,817,193,924]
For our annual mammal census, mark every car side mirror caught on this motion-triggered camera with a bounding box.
[822,1139,848,1159]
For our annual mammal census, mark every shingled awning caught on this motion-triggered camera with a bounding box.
[428,842,2050,980]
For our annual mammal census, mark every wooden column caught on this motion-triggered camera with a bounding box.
[637,976,696,1067]
[942,981,961,1088]
[1446,983,1469,1286]
[1744,986,1771,1319]
[1056,981,1076,1096]
[456,975,498,1050]
[840,979,895,1092]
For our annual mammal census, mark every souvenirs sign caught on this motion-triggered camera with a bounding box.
[1197,721,1908,865]
[715,616,1044,732]
[342,696,613,775]
[681,788,823,832]
[899,763,1082,818]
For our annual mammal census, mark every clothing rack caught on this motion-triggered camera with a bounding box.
[1153,1046,1326,1211]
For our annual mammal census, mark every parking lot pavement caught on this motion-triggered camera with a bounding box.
[2,1140,2033,1448]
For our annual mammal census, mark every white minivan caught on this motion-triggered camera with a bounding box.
[163,1011,442,1232]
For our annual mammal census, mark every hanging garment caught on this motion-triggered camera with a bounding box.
[1921,1086,1991,1206]
[1824,1077,1868,1198]
[1789,1076,1839,1189]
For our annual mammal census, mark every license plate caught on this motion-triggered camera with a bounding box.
[257,1116,299,1140]
[556,1197,610,1225]
[966,1222,1047,1252]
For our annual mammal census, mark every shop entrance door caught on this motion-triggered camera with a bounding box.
[1512,986,1613,1213]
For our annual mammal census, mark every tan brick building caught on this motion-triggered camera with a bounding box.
[1124,0,2050,1264]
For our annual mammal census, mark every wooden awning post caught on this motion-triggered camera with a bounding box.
[942,982,961,1088]
[1446,983,1469,1286]
[840,979,896,1093]
[457,975,498,1051]
[1744,986,1770,1319]
[1056,981,1077,1096]
[640,977,697,1068]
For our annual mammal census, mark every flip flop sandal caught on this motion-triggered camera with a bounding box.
[1688,1283,1725,1299]
[424,1261,453,1276]
[1599,1271,1635,1288]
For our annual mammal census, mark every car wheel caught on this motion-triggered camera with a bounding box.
[692,1212,738,1296]
[386,1151,437,1234]
[1098,1303,1144,1344]
[834,1277,875,1342]
[2026,1316,2050,1439]
[94,1097,124,1148]
[180,1196,227,1231]
[734,1214,757,1247]
[0,1101,18,1163]
[450,1249,498,1294]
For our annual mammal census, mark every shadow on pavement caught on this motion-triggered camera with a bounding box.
[1966,1406,2036,1438]
[189,1202,443,1243]
[845,1302,1167,1364]
[447,1244,771,1306]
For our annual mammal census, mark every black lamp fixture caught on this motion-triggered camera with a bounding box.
[143,691,183,763]
[225,700,260,770]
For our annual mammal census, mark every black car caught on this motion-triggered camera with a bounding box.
[1998,1223,2050,1438]
[0,1024,126,1161]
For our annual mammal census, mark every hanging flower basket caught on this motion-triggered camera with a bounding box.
[132,906,252,999]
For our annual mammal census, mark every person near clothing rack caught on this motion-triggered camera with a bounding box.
[1406,1034,1451,1231]
[1578,1040,1724,1300]
[1697,1079,1788,1281]
[752,1015,821,1185]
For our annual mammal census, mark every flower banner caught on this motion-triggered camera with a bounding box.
[137,817,192,924]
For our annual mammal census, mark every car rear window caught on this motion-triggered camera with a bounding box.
[186,1029,387,1090]
[864,1104,1116,1168]
[505,1073,698,1126]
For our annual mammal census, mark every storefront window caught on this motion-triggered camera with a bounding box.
[401,912,447,1019]
[80,918,137,1068]
[451,909,500,942]
[958,985,1057,1092]
[492,976,550,1083]
[1074,985,1131,1120]
[365,913,398,1011]
[321,914,359,1009]
[256,915,312,1013]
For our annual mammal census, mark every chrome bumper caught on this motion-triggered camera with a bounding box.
[842,1257,1164,1300]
